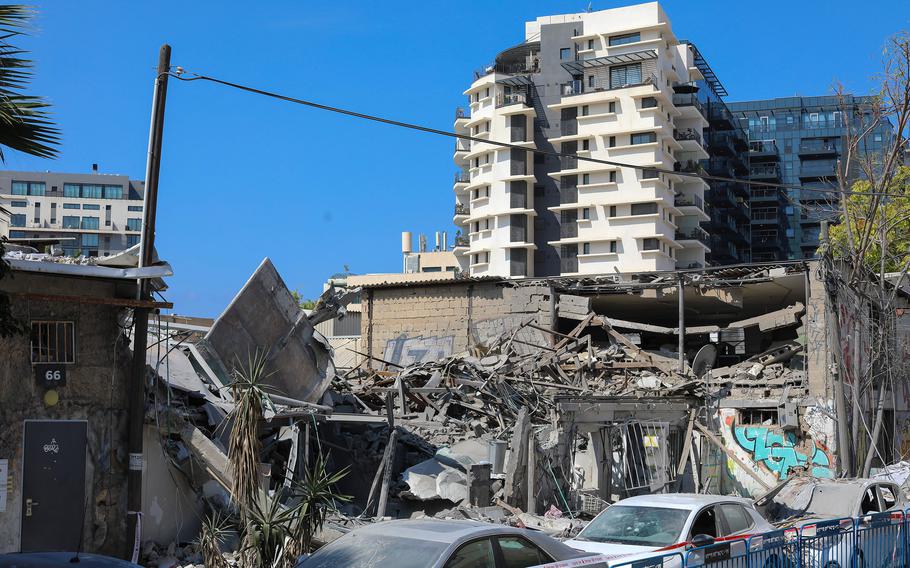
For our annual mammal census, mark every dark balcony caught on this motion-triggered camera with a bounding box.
[706,158,736,178]
[561,257,579,273]
[454,138,471,153]
[749,140,780,161]
[749,163,782,180]
[706,184,737,207]
[707,131,736,156]
[708,102,734,128]
[798,140,838,158]
[559,187,578,205]
[800,187,838,202]
[709,236,739,261]
[675,152,706,176]
[751,208,780,225]
[751,187,784,202]
[799,161,838,179]
[560,223,578,239]
[454,234,469,247]
[497,92,530,108]
[676,226,710,246]
[455,107,467,120]
[454,203,470,216]
[559,73,659,98]
[672,93,707,119]
[454,170,471,184]
[675,193,704,210]
[800,208,837,224]
[752,231,783,249]
[674,129,703,146]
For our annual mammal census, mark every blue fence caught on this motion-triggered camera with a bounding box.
[534,510,909,568]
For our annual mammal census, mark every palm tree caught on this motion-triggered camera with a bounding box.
[0,5,60,161]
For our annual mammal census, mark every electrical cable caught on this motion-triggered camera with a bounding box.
[167,69,910,200]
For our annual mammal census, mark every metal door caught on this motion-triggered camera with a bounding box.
[20,420,88,552]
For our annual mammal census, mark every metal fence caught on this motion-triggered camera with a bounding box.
[531,509,910,568]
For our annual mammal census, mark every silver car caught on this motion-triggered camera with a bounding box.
[295,519,594,568]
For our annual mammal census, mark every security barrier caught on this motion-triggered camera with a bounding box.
[531,508,910,568]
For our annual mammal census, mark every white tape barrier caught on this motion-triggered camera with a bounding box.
[529,553,625,568]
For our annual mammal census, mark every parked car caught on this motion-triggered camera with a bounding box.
[294,518,597,568]
[564,494,774,562]
[0,552,141,567]
[761,477,905,568]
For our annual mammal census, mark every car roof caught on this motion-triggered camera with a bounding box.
[610,493,754,510]
[348,519,529,544]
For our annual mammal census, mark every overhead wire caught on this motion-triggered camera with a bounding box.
[166,68,910,200]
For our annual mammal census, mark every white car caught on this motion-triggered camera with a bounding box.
[564,494,774,563]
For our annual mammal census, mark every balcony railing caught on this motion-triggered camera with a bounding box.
[672,93,706,117]
[751,209,780,222]
[561,257,579,273]
[751,187,783,201]
[455,107,467,120]
[749,140,779,155]
[454,139,470,153]
[496,92,529,108]
[799,162,837,178]
[675,152,706,175]
[676,226,710,246]
[675,194,704,209]
[454,203,469,216]
[749,164,782,179]
[560,223,578,239]
[453,235,469,247]
[674,129,703,146]
[798,140,838,155]
[454,170,471,184]
[560,73,659,97]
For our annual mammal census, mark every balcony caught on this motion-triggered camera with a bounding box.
[675,193,704,210]
[799,161,838,179]
[800,187,838,203]
[454,170,471,184]
[560,223,578,239]
[454,138,470,153]
[709,236,739,261]
[798,140,838,158]
[496,92,529,108]
[455,107,467,120]
[751,208,780,224]
[752,231,783,249]
[560,72,659,98]
[674,129,703,146]
[559,187,578,205]
[706,184,737,207]
[675,152,706,175]
[749,164,782,180]
[676,226,710,246]
[561,257,579,273]
[453,235,470,248]
[706,158,736,178]
[708,102,734,128]
[454,203,470,217]
[749,140,779,161]
[751,187,784,202]
[672,93,706,119]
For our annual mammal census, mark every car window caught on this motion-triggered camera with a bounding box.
[878,485,897,510]
[302,533,448,568]
[689,506,719,539]
[445,539,496,568]
[717,504,753,534]
[860,487,881,514]
[577,505,690,547]
[496,536,552,568]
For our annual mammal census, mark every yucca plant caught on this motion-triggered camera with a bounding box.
[291,454,351,555]
[228,349,275,520]
[196,513,232,568]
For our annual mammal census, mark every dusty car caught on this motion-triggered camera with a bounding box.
[564,494,773,562]
[761,477,905,568]
[0,552,141,567]
[294,518,596,568]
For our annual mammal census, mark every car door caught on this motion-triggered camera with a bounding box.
[444,538,497,568]
[688,506,720,540]
[716,503,756,537]
[493,535,554,568]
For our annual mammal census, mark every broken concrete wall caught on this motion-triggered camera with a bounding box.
[141,426,203,545]
[202,258,334,402]
[362,280,554,366]
[0,271,132,556]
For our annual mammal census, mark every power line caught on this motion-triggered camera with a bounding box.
[170,69,910,200]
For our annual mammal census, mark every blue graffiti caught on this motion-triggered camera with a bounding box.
[733,426,833,479]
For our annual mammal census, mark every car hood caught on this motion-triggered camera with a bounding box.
[563,539,659,558]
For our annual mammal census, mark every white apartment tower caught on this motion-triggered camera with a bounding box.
[452,2,711,277]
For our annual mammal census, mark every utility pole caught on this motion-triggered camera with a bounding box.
[126,44,170,561]
[678,274,686,373]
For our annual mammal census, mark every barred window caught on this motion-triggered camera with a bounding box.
[30,321,75,363]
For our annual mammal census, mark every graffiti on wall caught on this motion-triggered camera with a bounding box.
[383,334,454,367]
[733,426,833,479]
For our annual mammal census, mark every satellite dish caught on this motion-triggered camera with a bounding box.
[691,344,717,379]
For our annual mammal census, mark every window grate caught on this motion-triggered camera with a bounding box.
[30,321,76,364]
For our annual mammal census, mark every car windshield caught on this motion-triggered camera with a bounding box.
[577,505,690,547]
[300,532,449,568]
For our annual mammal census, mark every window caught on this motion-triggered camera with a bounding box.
[577,505,689,548]
[641,97,658,109]
[64,183,80,197]
[62,203,79,210]
[641,168,659,179]
[11,180,44,196]
[879,485,897,510]
[33,202,40,223]
[609,171,617,182]
[609,205,617,217]
[631,202,658,215]
[559,47,572,60]
[82,233,99,247]
[484,87,489,98]
[609,136,616,147]
[609,32,640,46]
[498,536,552,567]
[81,184,103,198]
[50,203,56,224]
[581,207,590,220]
[609,101,616,113]
[631,132,657,145]
[641,238,658,251]
[609,63,642,88]
[718,504,753,534]
[582,139,590,151]
[445,539,495,568]
[103,185,123,199]
[62,216,80,229]
[10,200,26,208]
[587,39,594,50]
[582,173,590,185]
[10,214,25,227]
[30,321,76,364]
[127,235,140,247]
[11,181,27,195]
[582,242,591,254]
[82,203,100,210]
[81,216,99,229]
[609,240,617,253]
[588,75,595,88]
[128,205,143,212]
[581,104,589,116]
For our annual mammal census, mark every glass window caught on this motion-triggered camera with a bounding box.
[126,218,142,231]
[581,207,590,220]
[126,235,140,247]
[81,233,99,247]
[718,504,753,534]
[64,183,80,197]
[444,539,495,568]
[587,39,594,50]
[103,185,123,199]
[81,216,99,229]
[582,242,591,254]
[559,47,572,60]
[609,205,617,217]
[609,32,640,46]
[62,216,80,229]
[10,214,26,227]
[28,182,45,196]
[641,97,658,109]
[631,202,658,215]
[82,184,103,198]
[582,173,590,185]
[11,181,28,195]
[82,204,100,210]
[642,238,660,251]
[609,136,616,147]
[609,101,616,113]
[879,485,897,509]
[641,168,659,179]
[63,203,80,209]
[578,505,688,547]
[588,75,595,88]
[631,132,657,145]
[610,63,642,88]
[610,171,617,182]
[497,536,551,568]
[10,200,27,207]
[610,240,617,253]
[128,205,143,212]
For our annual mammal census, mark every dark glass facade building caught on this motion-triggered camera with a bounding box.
[728,96,894,260]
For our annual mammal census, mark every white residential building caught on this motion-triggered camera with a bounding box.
[0,170,145,257]
[452,2,712,277]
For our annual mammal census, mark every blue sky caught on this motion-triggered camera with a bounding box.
[6,1,908,317]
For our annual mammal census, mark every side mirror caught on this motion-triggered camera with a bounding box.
[690,534,715,548]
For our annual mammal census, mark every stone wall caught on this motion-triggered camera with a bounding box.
[0,271,132,555]
[362,280,555,366]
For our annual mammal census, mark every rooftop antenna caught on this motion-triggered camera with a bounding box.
[586,2,593,12]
